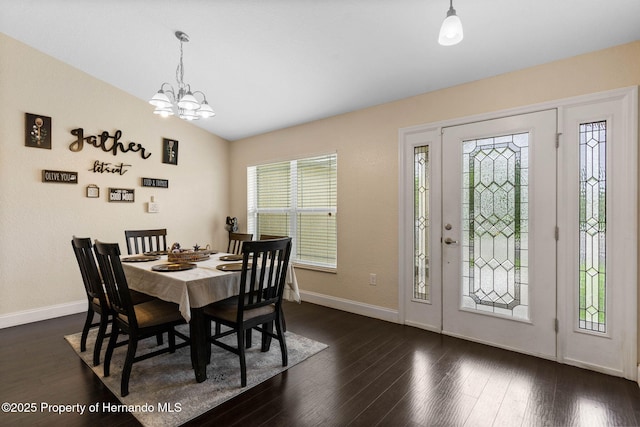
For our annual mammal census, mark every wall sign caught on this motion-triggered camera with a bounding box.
[42,169,78,184]
[89,160,131,175]
[141,177,169,188]
[108,188,135,202]
[26,113,52,149]
[69,128,151,159]
[162,138,178,165]
[86,184,100,198]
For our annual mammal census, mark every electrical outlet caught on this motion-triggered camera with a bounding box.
[148,202,159,213]
[369,273,377,286]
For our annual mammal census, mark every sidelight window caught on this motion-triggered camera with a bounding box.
[578,121,607,333]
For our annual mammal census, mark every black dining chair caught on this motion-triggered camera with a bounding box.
[72,236,112,366]
[259,234,290,332]
[124,229,168,255]
[72,235,164,366]
[94,240,189,397]
[227,232,253,255]
[204,237,292,387]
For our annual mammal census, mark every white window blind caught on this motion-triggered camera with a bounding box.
[248,153,337,269]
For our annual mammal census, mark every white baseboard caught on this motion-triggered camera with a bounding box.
[0,300,86,329]
[4,293,398,330]
[299,290,399,324]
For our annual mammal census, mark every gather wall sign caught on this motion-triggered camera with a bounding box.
[69,128,152,159]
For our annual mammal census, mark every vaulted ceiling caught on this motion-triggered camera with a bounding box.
[2,0,639,141]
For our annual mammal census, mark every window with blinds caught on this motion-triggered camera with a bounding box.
[247,153,337,269]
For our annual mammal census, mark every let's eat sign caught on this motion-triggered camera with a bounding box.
[42,169,78,184]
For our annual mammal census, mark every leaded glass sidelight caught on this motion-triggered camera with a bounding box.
[579,121,607,333]
[414,146,430,301]
[462,133,529,320]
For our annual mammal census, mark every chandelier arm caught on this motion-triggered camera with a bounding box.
[191,90,208,103]
[159,82,177,101]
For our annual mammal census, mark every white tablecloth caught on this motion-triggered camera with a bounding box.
[122,252,300,321]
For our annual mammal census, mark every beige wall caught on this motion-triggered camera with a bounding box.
[229,41,640,312]
[0,34,230,320]
[1,30,638,335]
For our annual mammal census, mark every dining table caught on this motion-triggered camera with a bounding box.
[121,251,300,383]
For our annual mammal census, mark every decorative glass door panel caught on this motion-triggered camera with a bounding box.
[414,146,430,302]
[578,121,607,333]
[462,134,529,319]
[442,110,557,359]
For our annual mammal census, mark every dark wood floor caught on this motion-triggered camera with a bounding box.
[1,301,639,426]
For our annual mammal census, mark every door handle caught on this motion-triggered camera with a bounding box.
[444,237,458,245]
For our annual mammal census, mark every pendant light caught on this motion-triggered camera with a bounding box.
[438,0,464,46]
[149,31,215,120]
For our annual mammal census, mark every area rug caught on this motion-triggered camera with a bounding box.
[65,325,327,426]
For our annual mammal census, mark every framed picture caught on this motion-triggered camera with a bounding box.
[25,113,52,149]
[162,138,178,165]
[86,184,100,198]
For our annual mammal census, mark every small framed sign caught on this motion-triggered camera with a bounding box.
[162,138,178,165]
[109,188,135,203]
[86,184,100,198]
[42,169,78,184]
[141,177,169,188]
[26,113,52,149]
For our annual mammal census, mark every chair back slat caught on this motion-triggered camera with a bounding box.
[94,240,138,329]
[124,229,167,255]
[227,232,253,255]
[238,238,292,319]
[71,236,106,304]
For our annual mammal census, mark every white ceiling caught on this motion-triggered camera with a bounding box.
[1,0,639,141]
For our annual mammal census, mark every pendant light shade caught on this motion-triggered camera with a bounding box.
[438,0,464,46]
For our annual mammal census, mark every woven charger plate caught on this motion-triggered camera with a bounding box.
[152,262,197,272]
[219,254,243,261]
[122,255,160,262]
[216,262,251,271]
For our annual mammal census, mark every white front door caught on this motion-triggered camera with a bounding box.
[399,88,637,379]
[441,110,558,358]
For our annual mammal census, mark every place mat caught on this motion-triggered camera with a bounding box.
[152,262,197,272]
[216,262,251,272]
[122,255,161,262]
[219,254,243,261]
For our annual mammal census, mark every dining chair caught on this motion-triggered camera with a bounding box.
[227,232,253,255]
[259,234,290,332]
[259,234,287,240]
[72,234,164,361]
[204,237,292,387]
[94,240,189,397]
[71,236,112,367]
[124,228,167,255]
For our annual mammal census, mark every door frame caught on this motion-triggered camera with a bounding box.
[398,86,638,379]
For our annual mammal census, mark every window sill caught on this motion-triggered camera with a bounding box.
[292,262,337,274]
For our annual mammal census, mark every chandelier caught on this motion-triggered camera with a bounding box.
[149,31,215,121]
[438,0,464,46]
